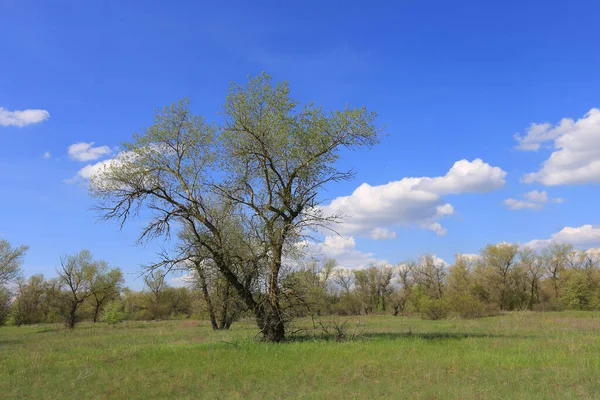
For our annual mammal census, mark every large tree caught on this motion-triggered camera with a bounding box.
[91,73,380,341]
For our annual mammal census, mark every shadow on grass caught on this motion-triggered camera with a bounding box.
[285,331,525,343]
[0,339,24,345]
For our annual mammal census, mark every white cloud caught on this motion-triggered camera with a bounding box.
[0,106,50,127]
[43,151,51,159]
[322,159,506,237]
[65,150,132,184]
[503,190,563,211]
[369,227,396,240]
[426,223,447,236]
[518,109,600,185]
[68,142,112,161]
[301,235,390,270]
[170,272,196,288]
[525,224,600,250]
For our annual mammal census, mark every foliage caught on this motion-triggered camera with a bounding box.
[418,296,450,320]
[101,301,125,324]
[0,239,28,286]
[90,74,381,341]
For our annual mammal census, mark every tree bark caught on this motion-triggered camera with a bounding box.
[197,268,218,330]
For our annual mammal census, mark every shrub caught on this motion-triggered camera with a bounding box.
[101,302,125,324]
[169,312,189,320]
[532,300,564,312]
[419,296,450,320]
[450,294,486,319]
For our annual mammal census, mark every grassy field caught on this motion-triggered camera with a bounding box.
[1,312,599,399]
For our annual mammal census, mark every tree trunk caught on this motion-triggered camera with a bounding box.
[529,280,536,310]
[197,268,218,331]
[257,305,285,342]
[259,249,285,342]
[67,303,77,329]
[218,281,232,330]
[93,300,103,323]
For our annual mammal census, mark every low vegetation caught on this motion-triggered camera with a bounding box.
[1,312,599,399]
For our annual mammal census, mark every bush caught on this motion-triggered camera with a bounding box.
[450,294,486,319]
[169,312,189,320]
[532,300,564,312]
[101,302,125,324]
[419,296,450,320]
[448,294,500,319]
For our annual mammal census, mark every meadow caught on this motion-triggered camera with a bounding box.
[1,312,599,399]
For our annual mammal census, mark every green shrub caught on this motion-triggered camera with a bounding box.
[101,302,125,324]
[419,296,450,320]
[449,294,492,319]
[169,312,190,320]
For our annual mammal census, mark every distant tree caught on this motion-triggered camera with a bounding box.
[89,264,124,322]
[281,258,336,318]
[413,254,445,300]
[479,243,520,310]
[144,269,168,319]
[12,274,50,326]
[0,239,28,286]
[332,268,353,294]
[542,243,572,300]
[53,250,96,329]
[519,247,545,309]
[390,262,414,316]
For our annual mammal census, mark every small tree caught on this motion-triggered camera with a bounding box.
[89,264,124,322]
[12,275,50,326]
[54,250,96,329]
[144,269,168,319]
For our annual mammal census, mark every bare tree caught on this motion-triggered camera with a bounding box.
[332,268,353,294]
[91,74,380,341]
[413,254,446,300]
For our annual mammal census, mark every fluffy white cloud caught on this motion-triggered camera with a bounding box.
[68,142,112,161]
[322,159,506,238]
[0,106,50,127]
[43,151,51,159]
[525,224,600,250]
[519,109,600,185]
[301,235,390,270]
[504,190,563,210]
[65,150,132,184]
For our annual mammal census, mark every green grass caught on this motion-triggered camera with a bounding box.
[1,312,600,399]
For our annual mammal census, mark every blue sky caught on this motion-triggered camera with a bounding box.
[2,0,600,288]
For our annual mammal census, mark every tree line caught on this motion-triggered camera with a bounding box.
[2,238,599,330]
